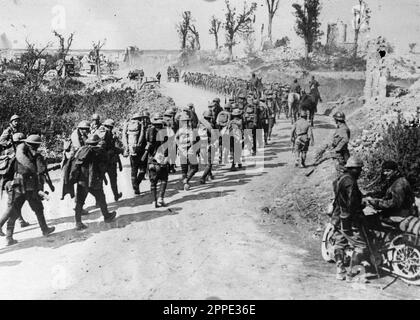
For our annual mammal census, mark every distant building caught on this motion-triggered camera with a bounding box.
[326,20,354,52]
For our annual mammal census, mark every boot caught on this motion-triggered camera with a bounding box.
[199,178,206,185]
[75,222,88,231]
[5,227,17,246]
[104,211,117,223]
[36,213,55,237]
[184,183,190,191]
[42,226,55,237]
[157,197,166,207]
[230,164,237,172]
[20,220,30,228]
[238,164,243,169]
[114,192,123,202]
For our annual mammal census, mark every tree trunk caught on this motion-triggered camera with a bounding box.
[228,44,233,61]
[268,14,273,43]
[353,29,359,58]
[304,43,309,60]
[215,34,219,50]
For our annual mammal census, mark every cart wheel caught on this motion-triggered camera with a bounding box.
[391,243,420,285]
[321,223,336,263]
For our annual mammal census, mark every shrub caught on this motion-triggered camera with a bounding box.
[359,112,420,196]
[274,37,290,48]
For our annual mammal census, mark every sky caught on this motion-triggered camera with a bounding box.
[0,0,419,53]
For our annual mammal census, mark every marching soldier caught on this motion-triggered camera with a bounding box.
[199,110,215,184]
[175,114,200,191]
[0,133,30,236]
[243,99,259,156]
[144,114,169,208]
[101,119,123,202]
[71,134,117,230]
[330,111,351,176]
[227,109,244,171]
[266,92,277,141]
[1,135,55,245]
[290,111,314,168]
[122,112,148,195]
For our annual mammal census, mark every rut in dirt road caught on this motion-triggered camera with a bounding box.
[0,81,413,300]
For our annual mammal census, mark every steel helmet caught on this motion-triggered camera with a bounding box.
[10,115,20,122]
[91,113,100,121]
[224,104,232,111]
[213,98,221,103]
[171,106,178,112]
[131,112,142,120]
[183,105,191,112]
[77,120,91,129]
[24,134,42,145]
[238,93,246,99]
[142,110,151,118]
[232,109,242,117]
[85,134,101,145]
[333,111,346,121]
[187,103,194,109]
[345,156,364,168]
[228,97,235,102]
[12,133,26,142]
[208,102,215,108]
[203,110,212,119]
[301,110,308,118]
[103,119,115,127]
[152,112,164,120]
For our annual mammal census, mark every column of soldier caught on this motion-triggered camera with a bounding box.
[0,90,285,247]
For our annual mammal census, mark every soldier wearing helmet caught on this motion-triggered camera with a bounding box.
[69,120,91,156]
[290,110,314,168]
[226,108,244,171]
[330,111,351,176]
[198,110,216,184]
[330,156,367,282]
[0,134,55,246]
[175,113,200,191]
[100,119,123,202]
[90,113,101,135]
[122,111,149,195]
[0,132,30,235]
[0,114,23,154]
[144,115,170,207]
[71,134,117,230]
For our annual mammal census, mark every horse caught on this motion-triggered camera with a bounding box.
[299,91,318,126]
[288,92,301,124]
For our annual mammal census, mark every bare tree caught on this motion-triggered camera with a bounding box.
[177,11,192,50]
[91,40,106,79]
[53,31,74,77]
[266,0,280,43]
[20,40,52,90]
[292,0,323,60]
[352,0,371,58]
[209,16,222,50]
[224,0,258,61]
[188,24,201,50]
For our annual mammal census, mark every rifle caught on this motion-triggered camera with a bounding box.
[41,163,61,193]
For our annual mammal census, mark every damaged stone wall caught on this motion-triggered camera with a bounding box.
[364,36,390,99]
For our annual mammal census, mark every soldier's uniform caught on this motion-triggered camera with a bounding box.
[122,112,148,195]
[369,162,416,218]
[176,115,200,190]
[266,94,277,140]
[145,116,169,207]
[290,113,314,167]
[227,109,244,171]
[0,135,55,245]
[243,100,260,156]
[90,114,102,136]
[71,134,117,230]
[331,159,367,281]
[0,115,22,155]
[259,98,270,146]
[331,121,351,176]
[100,119,123,202]
[199,112,215,183]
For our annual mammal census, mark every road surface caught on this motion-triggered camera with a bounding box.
[0,81,417,299]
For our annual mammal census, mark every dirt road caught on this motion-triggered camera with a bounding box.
[0,81,417,299]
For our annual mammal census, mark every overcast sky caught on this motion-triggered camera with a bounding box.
[0,0,419,53]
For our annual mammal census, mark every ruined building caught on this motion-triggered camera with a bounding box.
[326,21,354,52]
